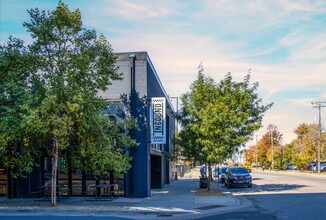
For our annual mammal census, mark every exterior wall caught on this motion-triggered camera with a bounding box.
[99,51,176,198]
[147,56,175,186]
[98,52,148,100]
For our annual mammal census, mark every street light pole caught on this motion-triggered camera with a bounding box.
[169,96,179,180]
[168,96,179,135]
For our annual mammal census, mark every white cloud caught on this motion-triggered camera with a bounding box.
[280,0,326,13]
[64,0,326,145]
[288,98,315,107]
[280,32,326,63]
[102,0,172,20]
[321,93,326,99]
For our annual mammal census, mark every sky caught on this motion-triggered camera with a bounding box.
[1,0,326,146]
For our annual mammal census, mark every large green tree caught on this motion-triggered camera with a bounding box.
[177,65,272,188]
[0,37,40,177]
[0,2,136,206]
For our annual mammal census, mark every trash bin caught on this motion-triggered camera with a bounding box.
[199,177,208,188]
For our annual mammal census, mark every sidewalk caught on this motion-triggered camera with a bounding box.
[0,168,251,219]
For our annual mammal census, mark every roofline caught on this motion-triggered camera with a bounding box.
[146,54,175,113]
[115,51,175,113]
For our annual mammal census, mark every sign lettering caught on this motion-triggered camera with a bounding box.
[150,98,166,144]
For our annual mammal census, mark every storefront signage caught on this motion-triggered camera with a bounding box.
[150,97,166,144]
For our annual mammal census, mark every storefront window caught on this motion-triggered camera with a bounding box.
[42,157,125,197]
[0,167,7,197]
[114,173,125,196]
[44,157,52,186]
[71,168,83,196]
[58,157,68,188]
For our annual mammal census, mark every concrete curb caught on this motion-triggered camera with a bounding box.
[0,194,253,219]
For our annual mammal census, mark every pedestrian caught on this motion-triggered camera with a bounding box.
[262,165,265,171]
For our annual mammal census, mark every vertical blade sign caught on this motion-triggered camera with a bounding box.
[151,97,166,144]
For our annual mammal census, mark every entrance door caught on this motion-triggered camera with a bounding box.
[150,155,162,188]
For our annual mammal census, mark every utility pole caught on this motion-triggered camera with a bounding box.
[256,135,258,170]
[267,124,276,170]
[311,101,326,175]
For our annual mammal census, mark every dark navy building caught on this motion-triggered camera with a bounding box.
[99,51,176,198]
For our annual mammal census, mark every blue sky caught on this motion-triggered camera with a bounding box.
[1,0,326,145]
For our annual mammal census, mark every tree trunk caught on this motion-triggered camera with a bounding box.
[51,137,59,206]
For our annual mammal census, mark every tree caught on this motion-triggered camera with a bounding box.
[282,143,297,167]
[245,145,256,165]
[256,125,283,169]
[0,37,40,178]
[177,65,273,189]
[256,133,269,168]
[0,2,136,206]
[292,123,321,167]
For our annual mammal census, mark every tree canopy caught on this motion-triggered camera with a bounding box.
[0,1,136,205]
[256,125,283,169]
[245,122,326,170]
[176,65,273,165]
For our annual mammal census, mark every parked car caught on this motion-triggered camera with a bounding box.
[308,162,317,171]
[285,163,297,170]
[307,162,326,171]
[321,162,326,171]
[224,166,252,188]
[214,166,228,183]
